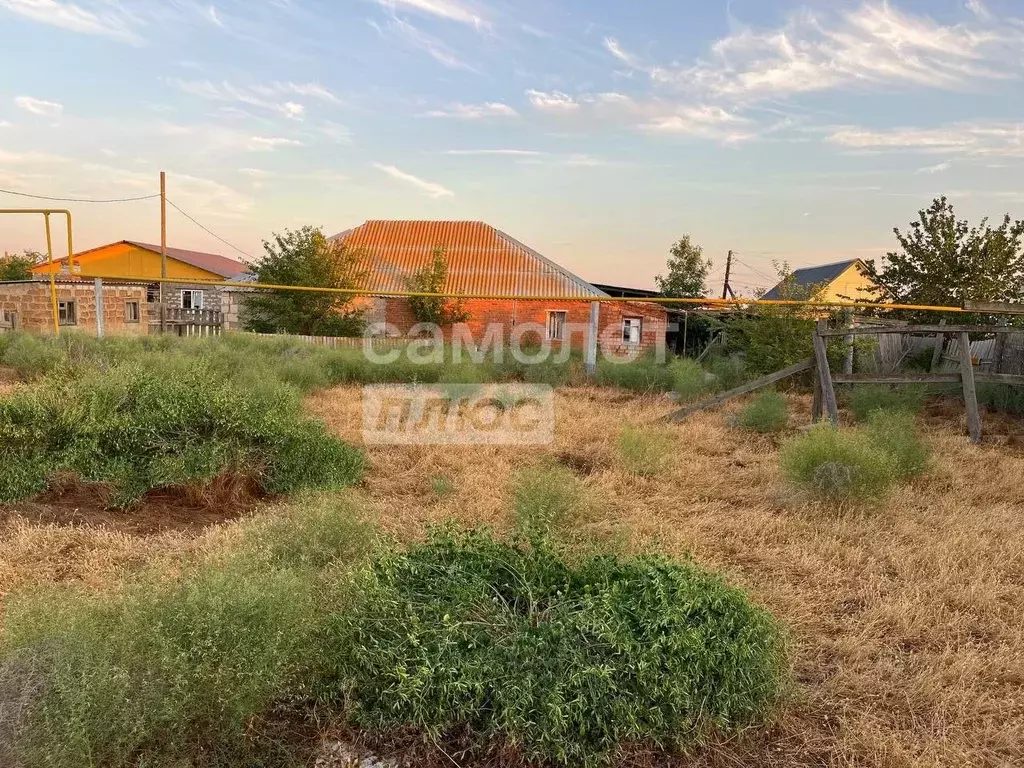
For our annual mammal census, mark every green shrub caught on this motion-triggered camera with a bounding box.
[512,464,583,541]
[328,528,785,766]
[0,502,374,768]
[847,385,924,422]
[0,357,364,505]
[595,357,675,392]
[977,383,1024,415]
[705,353,748,391]
[864,410,930,479]
[781,424,893,502]
[734,391,789,433]
[0,332,65,378]
[617,426,675,477]
[671,358,711,403]
[430,476,455,498]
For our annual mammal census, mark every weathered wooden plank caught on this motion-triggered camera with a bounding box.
[833,373,962,384]
[975,373,1024,385]
[812,369,823,422]
[813,320,839,426]
[963,300,1024,315]
[819,324,1020,337]
[958,331,982,444]
[665,357,814,422]
[929,318,947,373]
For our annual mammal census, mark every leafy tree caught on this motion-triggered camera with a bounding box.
[242,226,367,337]
[656,236,712,297]
[406,246,469,325]
[868,196,1024,320]
[726,263,836,377]
[0,251,41,281]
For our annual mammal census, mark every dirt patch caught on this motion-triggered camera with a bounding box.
[0,474,268,536]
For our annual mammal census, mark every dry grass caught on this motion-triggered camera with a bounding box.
[2,385,1023,766]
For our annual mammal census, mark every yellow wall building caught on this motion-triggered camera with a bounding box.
[31,240,247,282]
[762,258,890,304]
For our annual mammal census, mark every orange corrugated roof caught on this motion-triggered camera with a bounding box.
[334,220,606,298]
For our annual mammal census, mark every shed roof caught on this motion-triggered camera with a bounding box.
[761,259,861,300]
[44,241,248,279]
[333,220,607,298]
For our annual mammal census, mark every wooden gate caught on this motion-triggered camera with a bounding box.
[156,307,223,337]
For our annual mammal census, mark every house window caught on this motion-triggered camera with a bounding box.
[125,301,140,323]
[146,284,159,303]
[58,300,76,326]
[181,289,204,310]
[547,311,567,341]
[622,317,642,346]
[1,309,16,329]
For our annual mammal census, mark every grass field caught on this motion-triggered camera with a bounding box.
[1,382,1022,766]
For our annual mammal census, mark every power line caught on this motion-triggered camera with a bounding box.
[0,187,160,204]
[165,198,252,260]
[733,256,778,283]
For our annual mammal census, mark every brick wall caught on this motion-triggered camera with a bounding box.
[375,297,668,356]
[0,281,149,336]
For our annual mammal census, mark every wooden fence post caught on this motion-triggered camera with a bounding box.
[812,369,823,422]
[813,320,839,426]
[929,318,947,372]
[958,331,982,443]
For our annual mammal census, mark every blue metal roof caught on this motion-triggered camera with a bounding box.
[762,259,859,300]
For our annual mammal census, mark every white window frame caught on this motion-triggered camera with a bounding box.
[546,310,567,341]
[125,301,140,323]
[57,300,77,326]
[181,289,204,310]
[622,316,642,346]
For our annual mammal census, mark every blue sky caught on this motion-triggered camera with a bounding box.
[1,0,1022,292]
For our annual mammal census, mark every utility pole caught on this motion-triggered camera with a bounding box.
[160,171,167,334]
[722,249,734,300]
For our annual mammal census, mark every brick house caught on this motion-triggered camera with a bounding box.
[334,221,667,355]
[0,279,150,336]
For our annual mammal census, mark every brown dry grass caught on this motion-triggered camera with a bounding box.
[1,385,1022,766]
[303,386,1024,768]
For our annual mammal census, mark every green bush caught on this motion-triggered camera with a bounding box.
[977,383,1024,415]
[328,527,785,766]
[781,424,893,502]
[847,385,924,422]
[617,426,675,477]
[734,391,789,433]
[595,357,675,393]
[671,358,711,403]
[864,410,930,479]
[0,503,373,768]
[705,353,748,391]
[0,357,364,505]
[512,464,584,541]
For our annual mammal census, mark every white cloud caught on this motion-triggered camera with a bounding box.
[321,121,353,144]
[206,4,222,27]
[827,122,1024,156]
[440,149,543,156]
[14,95,63,117]
[965,0,992,21]
[373,162,454,198]
[369,16,474,70]
[372,0,486,28]
[0,120,11,128]
[609,1,1024,99]
[526,89,579,112]
[916,160,953,174]
[166,79,337,120]
[247,136,304,150]
[424,102,517,119]
[0,0,143,44]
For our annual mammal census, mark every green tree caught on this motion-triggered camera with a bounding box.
[242,227,367,337]
[0,251,41,281]
[869,196,1024,320]
[406,246,469,325]
[656,236,712,297]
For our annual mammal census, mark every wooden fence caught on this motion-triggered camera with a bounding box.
[154,307,223,337]
[815,321,1024,443]
[246,332,413,350]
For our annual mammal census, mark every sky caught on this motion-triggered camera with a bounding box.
[0,0,1023,293]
